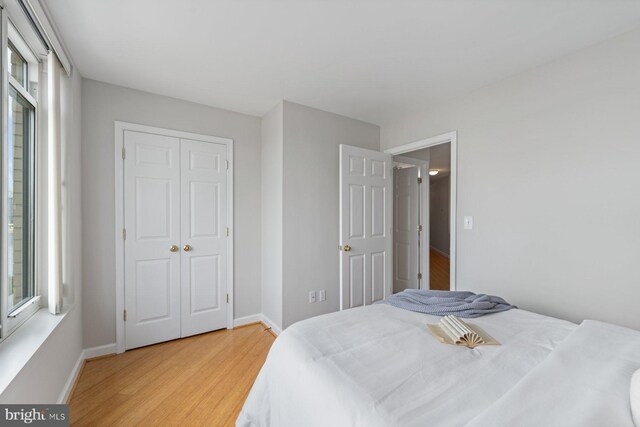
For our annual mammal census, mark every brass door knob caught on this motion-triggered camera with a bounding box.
[170,245,179,252]
[342,245,352,252]
[183,244,192,252]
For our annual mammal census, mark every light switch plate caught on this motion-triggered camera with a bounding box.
[464,216,473,230]
[319,290,326,302]
[309,291,317,303]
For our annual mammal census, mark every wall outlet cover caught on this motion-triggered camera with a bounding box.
[309,290,317,303]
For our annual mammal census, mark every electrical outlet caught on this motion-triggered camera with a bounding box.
[318,290,326,302]
[308,290,317,303]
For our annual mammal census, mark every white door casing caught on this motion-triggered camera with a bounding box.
[393,166,419,292]
[124,130,182,350]
[384,131,456,291]
[339,145,393,309]
[180,138,228,337]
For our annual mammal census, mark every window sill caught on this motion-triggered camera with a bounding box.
[0,305,74,394]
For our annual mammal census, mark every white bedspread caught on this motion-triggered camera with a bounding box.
[467,320,640,427]
[237,304,576,427]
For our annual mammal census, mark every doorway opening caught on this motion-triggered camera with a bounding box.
[337,131,456,311]
[387,132,456,292]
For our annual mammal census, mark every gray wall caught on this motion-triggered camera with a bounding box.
[1,63,83,402]
[81,79,262,348]
[381,29,640,330]
[429,176,450,255]
[282,101,380,328]
[260,102,283,327]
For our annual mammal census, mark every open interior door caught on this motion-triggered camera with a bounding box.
[339,145,393,309]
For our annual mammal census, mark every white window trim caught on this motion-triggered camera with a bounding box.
[0,8,44,342]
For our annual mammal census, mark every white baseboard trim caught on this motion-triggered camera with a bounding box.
[260,314,282,336]
[57,343,117,403]
[57,352,84,404]
[83,343,117,360]
[430,246,450,258]
[233,314,262,327]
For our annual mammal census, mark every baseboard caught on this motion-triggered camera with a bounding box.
[260,314,282,336]
[57,352,84,404]
[430,246,450,258]
[83,343,117,360]
[233,314,262,328]
[58,343,117,404]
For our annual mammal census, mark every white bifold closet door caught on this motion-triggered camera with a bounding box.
[339,145,393,310]
[124,130,227,350]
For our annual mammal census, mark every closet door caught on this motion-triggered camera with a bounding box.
[180,138,228,337]
[124,130,181,350]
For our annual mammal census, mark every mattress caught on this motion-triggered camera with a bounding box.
[237,304,578,427]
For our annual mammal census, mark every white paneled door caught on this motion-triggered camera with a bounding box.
[124,130,228,350]
[124,131,182,350]
[393,166,419,292]
[180,139,228,337]
[339,145,393,310]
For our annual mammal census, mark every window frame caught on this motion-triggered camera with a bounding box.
[0,15,42,341]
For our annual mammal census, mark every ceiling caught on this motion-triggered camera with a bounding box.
[44,0,640,125]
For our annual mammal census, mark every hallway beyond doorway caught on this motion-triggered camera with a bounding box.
[429,249,450,291]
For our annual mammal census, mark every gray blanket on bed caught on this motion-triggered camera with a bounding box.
[379,290,516,318]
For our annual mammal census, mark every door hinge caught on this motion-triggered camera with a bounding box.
[226,227,229,237]
[226,294,229,304]
[123,310,127,321]
[418,273,422,280]
[417,177,423,184]
[417,224,423,232]
[123,228,127,240]
[226,160,229,170]
[122,147,126,160]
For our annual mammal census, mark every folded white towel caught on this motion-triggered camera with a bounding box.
[632,369,640,427]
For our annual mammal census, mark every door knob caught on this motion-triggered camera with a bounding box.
[183,244,192,252]
[170,245,179,252]
[342,245,352,252]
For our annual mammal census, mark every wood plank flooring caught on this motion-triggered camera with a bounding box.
[69,323,275,426]
[429,248,450,290]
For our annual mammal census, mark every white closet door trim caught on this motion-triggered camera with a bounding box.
[114,121,234,354]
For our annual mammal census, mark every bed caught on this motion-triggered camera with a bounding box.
[237,304,640,427]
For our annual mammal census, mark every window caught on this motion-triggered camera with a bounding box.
[1,21,41,339]
[8,42,28,88]
[7,85,35,313]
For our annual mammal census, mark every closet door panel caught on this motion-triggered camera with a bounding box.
[180,138,228,337]
[124,130,181,350]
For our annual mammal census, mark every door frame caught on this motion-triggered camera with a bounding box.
[384,131,457,291]
[392,156,429,290]
[114,121,234,354]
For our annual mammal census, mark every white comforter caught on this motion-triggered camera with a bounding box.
[467,320,640,427]
[237,304,576,427]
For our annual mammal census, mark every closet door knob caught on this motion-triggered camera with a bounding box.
[342,245,352,252]
[183,244,192,252]
[170,245,179,252]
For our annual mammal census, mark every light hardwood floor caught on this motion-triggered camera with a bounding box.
[69,323,275,426]
[429,248,450,290]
